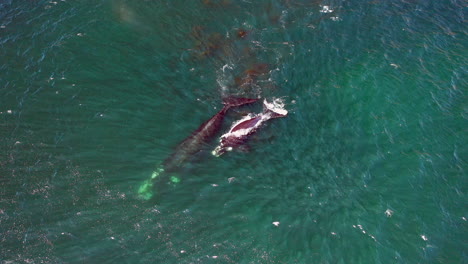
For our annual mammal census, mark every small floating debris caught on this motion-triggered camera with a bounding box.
[353,224,377,241]
[319,5,334,13]
[227,177,236,183]
[237,28,248,39]
[385,209,394,217]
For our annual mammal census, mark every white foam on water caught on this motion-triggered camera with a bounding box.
[263,98,288,116]
[319,5,334,13]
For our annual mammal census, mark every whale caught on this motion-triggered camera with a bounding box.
[212,98,287,157]
[138,97,258,199]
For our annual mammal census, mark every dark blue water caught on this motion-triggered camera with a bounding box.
[1,0,466,263]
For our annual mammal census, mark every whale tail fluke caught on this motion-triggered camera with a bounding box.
[222,97,258,109]
[137,180,154,200]
[137,166,165,200]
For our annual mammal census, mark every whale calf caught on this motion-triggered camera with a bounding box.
[212,98,287,156]
[138,97,258,199]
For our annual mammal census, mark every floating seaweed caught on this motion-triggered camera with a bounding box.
[235,63,270,88]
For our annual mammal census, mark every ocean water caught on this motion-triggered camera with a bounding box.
[0,0,466,263]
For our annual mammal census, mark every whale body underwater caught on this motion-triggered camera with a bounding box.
[161,97,258,171]
[138,97,257,199]
[138,97,287,200]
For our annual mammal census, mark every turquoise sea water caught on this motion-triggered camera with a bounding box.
[1,0,466,263]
